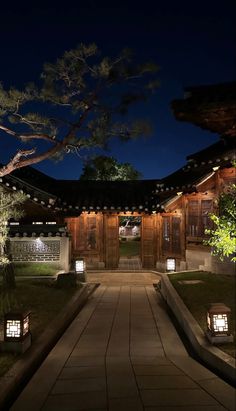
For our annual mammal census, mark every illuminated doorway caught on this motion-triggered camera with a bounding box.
[118,215,142,269]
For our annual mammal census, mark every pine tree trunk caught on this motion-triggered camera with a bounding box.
[2,239,16,289]
[3,262,16,289]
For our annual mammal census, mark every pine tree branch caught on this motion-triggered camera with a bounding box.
[0,125,56,143]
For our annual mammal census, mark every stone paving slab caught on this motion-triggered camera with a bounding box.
[137,375,198,389]
[59,366,106,379]
[66,356,105,367]
[51,377,106,394]
[133,364,185,376]
[144,406,227,411]
[41,391,107,411]
[10,277,235,411]
[108,396,143,411]
[140,388,221,407]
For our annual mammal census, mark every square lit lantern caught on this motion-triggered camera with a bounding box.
[75,258,86,282]
[75,258,86,274]
[207,303,231,336]
[166,258,176,272]
[4,311,30,342]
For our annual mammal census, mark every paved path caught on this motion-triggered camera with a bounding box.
[86,271,159,285]
[11,279,235,410]
[118,257,142,270]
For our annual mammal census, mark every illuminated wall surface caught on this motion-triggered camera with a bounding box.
[10,239,60,262]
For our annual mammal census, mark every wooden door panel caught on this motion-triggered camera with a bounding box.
[105,215,119,269]
[141,215,156,268]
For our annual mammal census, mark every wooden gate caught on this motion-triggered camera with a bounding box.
[104,214,119,268]
[141,214,156,268]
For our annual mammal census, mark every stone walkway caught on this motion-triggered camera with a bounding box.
[86,271,159,285]
[118,257,142,271]
[11,278,235,410]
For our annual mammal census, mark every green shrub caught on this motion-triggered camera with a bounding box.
[56,273,78,288]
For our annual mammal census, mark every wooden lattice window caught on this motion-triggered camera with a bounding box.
[172,217,181,254]
[162,216,170,253]
[162,215,181,255]
[187,199,213,238]
[188,200,199,237]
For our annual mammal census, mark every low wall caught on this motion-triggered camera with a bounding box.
[186,249,210,270]
[10,237,70,271]
[156,260,187,273]
[159,272,236,384]
[211,255,235,275]
[186,249,235,275]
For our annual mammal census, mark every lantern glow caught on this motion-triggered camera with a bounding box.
[6,320,21,338]
[4,312,30,342]
[75,258,85,273]
[206,303,233,344]
[75,258,86,282]
[166,258,176,272]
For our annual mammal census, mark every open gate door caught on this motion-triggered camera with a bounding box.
[141,214,156,268]
[104,214,119,269]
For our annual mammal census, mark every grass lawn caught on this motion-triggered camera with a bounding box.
[168,271,236,358]
[119,239,140,257]
[0,279,79,377]
[13,262,61,276]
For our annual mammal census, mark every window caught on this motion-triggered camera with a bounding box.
[187,199,213,238]
[162,217,170,253]
[172,217,181,254]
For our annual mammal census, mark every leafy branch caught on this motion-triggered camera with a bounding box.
[204,179,236,262]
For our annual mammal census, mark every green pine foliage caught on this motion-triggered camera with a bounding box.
[79,155,142,181]
[0,43,159,176]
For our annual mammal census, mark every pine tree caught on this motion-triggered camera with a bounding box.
[0,44,159,176]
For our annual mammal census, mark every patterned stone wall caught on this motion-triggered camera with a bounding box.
[10,239,61,262]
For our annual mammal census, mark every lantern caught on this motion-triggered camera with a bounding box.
[75,258,86,282]
[4,311,30,342]
[2,311,31,353]
[166,258,176,272]
[206,303,233,344]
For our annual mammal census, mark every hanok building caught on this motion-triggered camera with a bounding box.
[1,82,235,273]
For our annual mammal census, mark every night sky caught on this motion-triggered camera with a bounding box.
[0,1,235,180]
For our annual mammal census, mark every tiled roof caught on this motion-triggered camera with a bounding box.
[53,179,161,214]
[186,137,235,163]
[8,223,68,237]
[1,137,234,214]
[183,82,236,102]
[1,168,161,214]
[172,82,236,136]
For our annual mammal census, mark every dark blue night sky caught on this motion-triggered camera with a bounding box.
[0,1,235,180]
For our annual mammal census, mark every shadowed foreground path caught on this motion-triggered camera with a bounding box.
[11,274,235,411]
